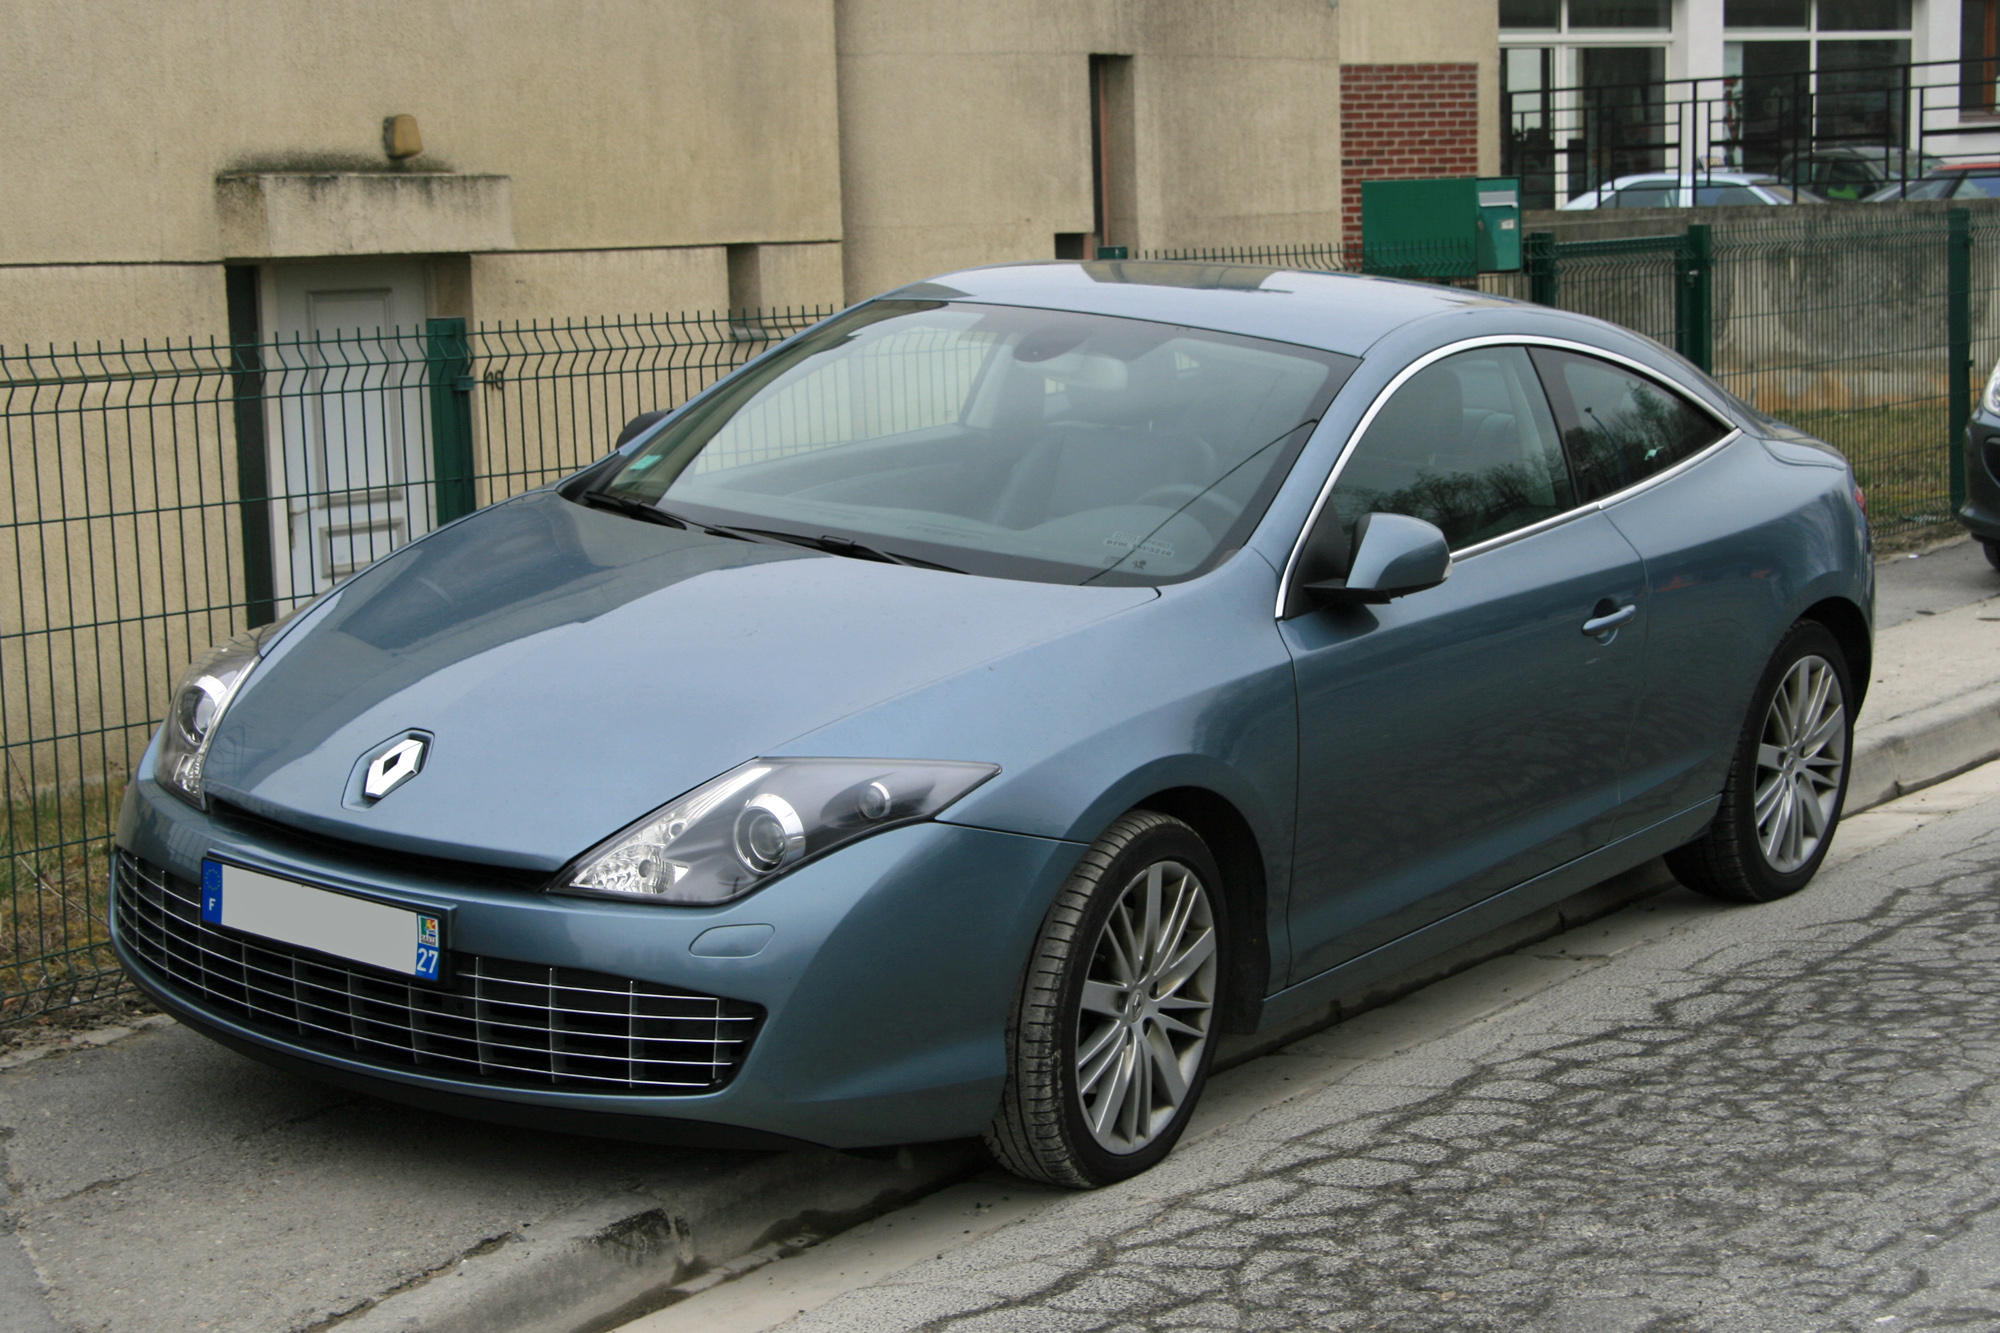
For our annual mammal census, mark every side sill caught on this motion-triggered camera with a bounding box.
[1254,798,1718,1033]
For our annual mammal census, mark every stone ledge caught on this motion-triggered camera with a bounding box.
[217,171,514,260]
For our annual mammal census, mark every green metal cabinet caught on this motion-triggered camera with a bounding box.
[1361,177,1522,278]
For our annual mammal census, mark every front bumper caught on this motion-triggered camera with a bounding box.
[113,767,1084,1148]
[1961,417,2000,542]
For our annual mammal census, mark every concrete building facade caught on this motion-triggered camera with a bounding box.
[0,0,1498,349]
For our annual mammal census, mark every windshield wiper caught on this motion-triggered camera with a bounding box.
[579,492,962,571]
[719,526,965,574]
[578,490,689,529]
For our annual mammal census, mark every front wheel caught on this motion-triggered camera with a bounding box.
[1666,620,1852,903]
[1983,539,2000,572]
[984,811,1226,1188]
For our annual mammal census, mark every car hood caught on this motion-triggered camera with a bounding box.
[203,490,1154,870]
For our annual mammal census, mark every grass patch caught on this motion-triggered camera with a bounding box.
[1,778,131,1023]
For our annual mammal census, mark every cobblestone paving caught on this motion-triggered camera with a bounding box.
[786,813,2000,1332]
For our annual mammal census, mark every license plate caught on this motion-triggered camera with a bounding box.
[201,861,443,981]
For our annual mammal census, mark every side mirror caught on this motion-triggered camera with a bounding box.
[615,409,671,449]
[1285,511,1451,617]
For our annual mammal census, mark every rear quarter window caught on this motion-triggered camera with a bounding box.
[1529,348,1729,502]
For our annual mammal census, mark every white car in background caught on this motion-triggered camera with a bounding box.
[1561,172,1826,210]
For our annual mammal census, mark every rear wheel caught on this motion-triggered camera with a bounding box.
[984,811,1226,1188]
[1983,540,2000,572]
[1666,620,1852,903]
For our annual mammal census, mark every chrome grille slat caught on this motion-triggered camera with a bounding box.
[151,926,754,1039]
[114,850,761,1095]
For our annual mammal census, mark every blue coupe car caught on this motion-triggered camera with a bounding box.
[113,261,1872,1187]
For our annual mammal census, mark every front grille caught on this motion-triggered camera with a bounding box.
[114,850,761,1095]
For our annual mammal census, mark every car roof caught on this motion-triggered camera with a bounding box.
[879,260,1506,358]
[1602,172,1776,187]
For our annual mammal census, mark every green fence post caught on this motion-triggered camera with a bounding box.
[426,317,477,524]
[1526,231,1558,306]
[1949,207,1973,517]
[225,271,276,627]
[1676,223,1714,375]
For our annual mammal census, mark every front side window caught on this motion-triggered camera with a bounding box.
[1530,348,1729,500]
[1327,347,1577,551]
[595,300,1354,586]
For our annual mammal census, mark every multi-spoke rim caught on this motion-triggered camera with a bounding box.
[1754,653,1847,874]
[1074,859,1218,1154]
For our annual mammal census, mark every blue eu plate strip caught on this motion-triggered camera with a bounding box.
[201,861,223,924]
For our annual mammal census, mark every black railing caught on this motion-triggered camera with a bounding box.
[1504,57,1998,208]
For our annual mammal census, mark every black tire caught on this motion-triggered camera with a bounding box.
[984,811,1228,1188]
[1666,620,1853,903]
[1983,540,2000,572]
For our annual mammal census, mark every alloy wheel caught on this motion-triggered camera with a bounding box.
[1753,653,1847,873]
[1074,858,1218,1154]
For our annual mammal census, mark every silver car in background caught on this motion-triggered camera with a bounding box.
[1562,172,1826,210]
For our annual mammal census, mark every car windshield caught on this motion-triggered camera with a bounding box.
[591,300,1356,585]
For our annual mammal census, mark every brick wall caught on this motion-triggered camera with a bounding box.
[1340,64,1480,238]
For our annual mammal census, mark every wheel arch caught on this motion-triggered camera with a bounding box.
[1799,595,1871,709]
[1127,785,1271,1035]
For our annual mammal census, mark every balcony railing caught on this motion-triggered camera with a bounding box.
[1504,57,2000,208]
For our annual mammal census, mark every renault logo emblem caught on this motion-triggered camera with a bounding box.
[348,731,431,808]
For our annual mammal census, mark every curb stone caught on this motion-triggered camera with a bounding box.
[320,1146,985,1333]
[1846,678,2000,810]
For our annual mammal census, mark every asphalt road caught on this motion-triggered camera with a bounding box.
[645,762,2000,1333]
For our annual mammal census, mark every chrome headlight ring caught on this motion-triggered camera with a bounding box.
[552,758,999,906]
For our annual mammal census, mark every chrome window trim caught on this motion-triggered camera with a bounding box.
[1273,333,1742,618]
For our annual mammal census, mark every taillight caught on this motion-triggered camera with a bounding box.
[1853,483,1867,515]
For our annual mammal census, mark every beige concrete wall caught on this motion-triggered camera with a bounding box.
[834,0,1347,301]
[0,0,842,266]
[1340,0,1501,178]
[1130,1,1344,251]
[744,242,847,312]
[0,265,231,350]
[470,249,732,328]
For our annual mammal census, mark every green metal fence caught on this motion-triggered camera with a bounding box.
[0,307,831,1022]
[2,210,1991,1023]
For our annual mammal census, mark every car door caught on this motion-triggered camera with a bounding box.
[1525,346,1741,835]
[1281,345,1650,984]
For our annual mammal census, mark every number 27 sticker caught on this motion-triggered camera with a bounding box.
[415,915,441,980]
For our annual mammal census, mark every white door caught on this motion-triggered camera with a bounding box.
[265,262,434,606]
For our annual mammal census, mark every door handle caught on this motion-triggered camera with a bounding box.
[1582,603,1638,638]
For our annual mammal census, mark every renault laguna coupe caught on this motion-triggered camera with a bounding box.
[112,261,1871,1187]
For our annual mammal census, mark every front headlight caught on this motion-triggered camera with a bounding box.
[551,758,1000,906]
[1985,358,2000,415]
[157,631,263,809]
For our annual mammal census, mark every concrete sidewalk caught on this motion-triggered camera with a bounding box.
[3,542,1994,1333]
